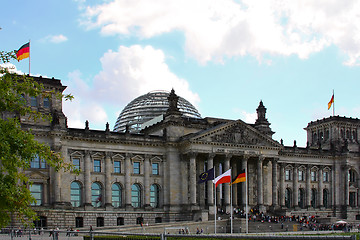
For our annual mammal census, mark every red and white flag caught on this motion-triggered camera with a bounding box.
[213,169,231,188]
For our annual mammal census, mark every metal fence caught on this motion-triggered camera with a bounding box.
[1,228,357,240]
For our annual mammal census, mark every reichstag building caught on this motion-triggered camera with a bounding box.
[12,76,360,228]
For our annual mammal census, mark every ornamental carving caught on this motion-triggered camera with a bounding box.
[211,125,260,145]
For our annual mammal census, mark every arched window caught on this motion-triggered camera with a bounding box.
[131,184,141,208]
[71,181,82,207]
[91,182,102,207]
[112,183,122,207]
[323,189,329,208]
[285,188,291,208]
[298,188,305,209]
[150,184,160,208]
[311,189,317,208]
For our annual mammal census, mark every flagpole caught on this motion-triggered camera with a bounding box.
[332,89,335,116]
[214,166,217,234]
[245,166,248,234]
[28,39,31,76]
[230,183,233,234]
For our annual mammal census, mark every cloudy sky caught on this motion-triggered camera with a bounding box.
[2,0,360,146]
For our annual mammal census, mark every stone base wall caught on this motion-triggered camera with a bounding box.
[10,209,194,229]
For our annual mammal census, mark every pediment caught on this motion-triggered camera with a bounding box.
[190,120,280,147]
[26,170,48,180]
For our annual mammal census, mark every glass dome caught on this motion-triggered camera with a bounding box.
[114,90,201,133]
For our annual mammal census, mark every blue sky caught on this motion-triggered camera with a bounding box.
[2,0,360,147]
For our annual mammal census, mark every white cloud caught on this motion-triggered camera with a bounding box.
[241,111,257,124]
[92,45,200,107]
[63,45,199,129]
[81,0,360,65]
[63,70,108,129]
[42,34,68,43]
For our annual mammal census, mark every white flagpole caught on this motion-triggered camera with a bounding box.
[245,166,248,233]
[214,166,217,234]
[230,183,233,234]
[332,89,335,116]
[28,39,31,76]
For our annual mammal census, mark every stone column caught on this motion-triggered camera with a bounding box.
[293,165,298,208]
[232,160,238,207]
[189,152,197,206]
[279,163,285,207]
[125,153,132,208]
[257,156,264,209]
[224,154,232,210]
[84,151,92,206]
[306,165,311,208]
[216,162,221,208]
[144,154,151,208]
[271,158,278,208]
[207,154,215,212]
[344,165,349,206]
[43,181,49,206]
[241,156,249,208]
[54,164,61,204]
[318,167,323,208]
[105,152,112,207]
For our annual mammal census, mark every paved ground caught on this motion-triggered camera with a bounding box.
[0,233,83,240]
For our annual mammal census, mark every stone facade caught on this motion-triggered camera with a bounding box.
[7,76,360,228]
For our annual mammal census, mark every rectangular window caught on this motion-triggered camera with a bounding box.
[133,162,140,174]
[43,97,50,108]
[114,161,121,173]
[30,155,46,169]
[152,163,159,175]
[298,170,304,181]
[285,169,291,181]
[30,184,43,206]
[323,171,329,182]
[94,160,101,172]
[73,158,80,171]
[311,171,317,181]
[30,96,37,107]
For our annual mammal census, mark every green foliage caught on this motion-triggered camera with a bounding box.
[0,51,74,227]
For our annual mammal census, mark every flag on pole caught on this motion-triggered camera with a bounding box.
[328,94,334,110]
[230,169,246,185]
[16,42,30,61]
[213,169,231,188]
[198,168,215,184]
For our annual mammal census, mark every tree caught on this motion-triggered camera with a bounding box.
[0,51,74,227]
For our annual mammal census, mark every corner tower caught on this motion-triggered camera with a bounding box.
[254,100,274,137]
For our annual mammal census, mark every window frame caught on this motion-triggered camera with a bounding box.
[30,183,43,206]
[133,162,140,174]
[94,159,101,172]
[70,181,82,207]
[114,160,121,173]
[152,163,159,175]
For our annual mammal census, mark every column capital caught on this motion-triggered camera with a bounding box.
[144,154,151,160]
[105,151,112,159]
[208,153,216,159]
[125,152,132,159]
[258,155,265,162]
[272,158,278,165]
[225,153,233,160]
[85,150,92,156]
[188,151,198,159]
[243,155,250,161]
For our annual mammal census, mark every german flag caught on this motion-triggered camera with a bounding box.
[230,169,246,185]
[328,94,334,110]
[16,42,30,61]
